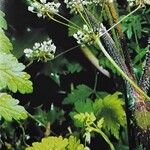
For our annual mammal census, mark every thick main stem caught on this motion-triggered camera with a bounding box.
[95,37,150,101]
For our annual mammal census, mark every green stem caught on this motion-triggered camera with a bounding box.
[91,127,115,150]
[77,8,92,29]
[27,113,46,127]
[53,45,80,60]
[26,60,33,68]
[55,13,82,30]
[100,3,142,37]
[93,72,99,93]
[95,37,150,101]
[46,13,79,31]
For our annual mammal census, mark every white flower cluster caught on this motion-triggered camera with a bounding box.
[127,0,137,7]
[92,0,100,3]
[73,24,95,46]
[126,0,149,7]
[24,38,56,62]
[28,0,60,18]
[64,0,92,13]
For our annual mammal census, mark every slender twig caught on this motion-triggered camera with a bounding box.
[46,13,79,31]
[16,121,29,147]
[27,113,46,127]
[55,13,82,30]
[100,3,142,37]
[77,8,91,29]
[53,45,80,60]
[93,72,99,93]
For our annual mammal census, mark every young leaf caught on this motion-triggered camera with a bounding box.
[0,53,33,94]
[26,136,85,150]
[26,136,68,150]
[97,118,104,129]
[67,136,85,150]
[0,93,27,121]
[74,99,93,113]
[34,105,64,125]
[63,84,93,104]
[66,62,83,74]
[94,92,126,139]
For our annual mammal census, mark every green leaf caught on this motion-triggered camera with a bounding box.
[74,99,93,113]
[26,136,85,150]
[133,47,147,64]
[74,112,96,126]
[67,136,85,150]
[99,56,119,75]
[26,136,68,150]
[0,29,13,53]
[97,118,104,129]
[0,10,7,30]
[63,84,93,104]
[0,53,33,94]
[127,26,132,39]
[43,59,82,86]
[67,62,83,74]
[0,93,27,121]
[94,92,126,139]
[34,105,64,125]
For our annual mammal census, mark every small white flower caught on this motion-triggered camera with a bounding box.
[24,48,32,54]
[28,6,34,12]
[40,0,47,4]
[73,24,95,46]
[28,1,61,18]
[37,12,43,18]
[24,38,56,62]
[64,0,92,13]
[127,0,141,6]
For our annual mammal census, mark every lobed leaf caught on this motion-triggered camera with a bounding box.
[26,136,85,150]
[0,93,27,121]
[0,10,7,30]
[63,84,93,104]
[0,29,13,53]
[93,92,126,139]
[0,53,33,94]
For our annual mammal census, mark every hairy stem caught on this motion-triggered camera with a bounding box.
[95,37,150,101]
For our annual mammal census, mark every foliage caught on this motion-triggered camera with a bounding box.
[0,53,32,93]
[64,84,126,139]
[0,10,32,124]
[0,10,7,30]
[34,105,64,126]
[0,0,150,150]
[0,93,27,121]
[74,112,115,150]
[26,136,85,150]
[63,84,93,104]
[94,92,126,139]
